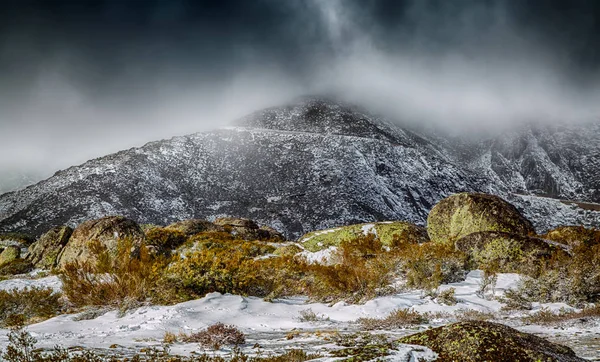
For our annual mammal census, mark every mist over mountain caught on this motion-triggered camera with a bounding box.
[1,0,600,183]
[0,97,598,239]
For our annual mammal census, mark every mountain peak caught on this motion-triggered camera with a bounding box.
[235,96,409,145]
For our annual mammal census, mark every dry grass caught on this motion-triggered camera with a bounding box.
[0,287,64,327]
[523,305,600,325]
[60,238,171,311]
[358,308,429,330]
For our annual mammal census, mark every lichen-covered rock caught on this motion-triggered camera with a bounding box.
[145,226,187,250]
[398,321,584,362]
[542,226,600,248]
[57,216,144,268]
[455,231,568,274]
[0,245,20,266]
[214,217,284,240]
[427,193,536,245]
[0,259,34,276]
[165,219,223,236]
[25,226,73,269]
[298,221,429,252]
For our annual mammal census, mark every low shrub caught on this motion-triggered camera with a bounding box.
[0,287,63,327]
[506,243,600,306]
[394,242,468,291]
[436,287,458,306]
[300,234,399,303]
[60,238,171,311]
[358,308,429,330]
[454,309,495,322]
[185,323,245,350]
[523,305,600,325]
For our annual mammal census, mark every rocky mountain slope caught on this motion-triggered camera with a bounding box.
[0,97,599,239]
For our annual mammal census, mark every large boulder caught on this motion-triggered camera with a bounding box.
[398,321,584,362]
[542,226,600,248]
[57,216,144,268]
[455,231,568,275]
[214,217,284,240]
[0,245,20,266]
[25,226,73,269]
[427,193,536,245]
[298,221,429,252]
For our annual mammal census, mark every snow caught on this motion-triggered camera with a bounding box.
[1,270,596,360]
[0,275,61,292]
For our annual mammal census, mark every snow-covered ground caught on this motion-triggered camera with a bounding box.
[0,271,598,360]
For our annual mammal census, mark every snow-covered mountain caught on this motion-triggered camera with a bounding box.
[0,97,598,239]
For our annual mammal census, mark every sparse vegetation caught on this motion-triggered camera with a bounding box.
[0,287,64,327]
[183,323,246,350]
[60,238,171,312]
[523,305,600,325]
[358,308,429,330]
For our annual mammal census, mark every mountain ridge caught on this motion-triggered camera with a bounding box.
[1,97,599,239]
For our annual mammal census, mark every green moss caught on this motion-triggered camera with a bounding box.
[427,193,536,246]
[298,221,428,252]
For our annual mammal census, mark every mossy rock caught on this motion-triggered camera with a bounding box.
[298,221,429,252]
[427,193,535,246]
[214,217,284,241]
[542,226,600,248]
[57,216,144,268]
[398,321,584,362]
[25,226,73,269]
[145,227,187,250]
[165,219,223,236]
[0,245,20,266]
[0,259,34,276]
[455,231,568,275]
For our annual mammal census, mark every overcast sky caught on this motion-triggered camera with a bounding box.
[1,0,600,184]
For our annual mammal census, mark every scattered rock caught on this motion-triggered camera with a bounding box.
[427,193,536,245]
[26,226,73,269]
[0,245,20,266]
[398,321,585,362]
[298,221,429,252]
[57,216,144,268]
[542,225,600,248]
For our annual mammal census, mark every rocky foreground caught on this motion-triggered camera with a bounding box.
[0,192,599,360]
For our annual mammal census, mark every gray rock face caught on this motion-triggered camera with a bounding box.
[0,97,598,240]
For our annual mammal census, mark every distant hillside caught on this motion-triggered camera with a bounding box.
[0,97,598,238]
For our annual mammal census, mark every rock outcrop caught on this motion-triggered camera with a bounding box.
[427,193,536,245]
[57,216,144,268]
[26,226,73,269]
[399,321,585,362]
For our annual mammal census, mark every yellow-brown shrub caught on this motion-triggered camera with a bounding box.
[60,238,171,311]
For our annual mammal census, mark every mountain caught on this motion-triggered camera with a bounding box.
[0,97,599,239]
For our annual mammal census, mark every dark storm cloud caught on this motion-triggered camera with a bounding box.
[1,0,599,186]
